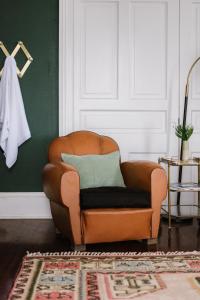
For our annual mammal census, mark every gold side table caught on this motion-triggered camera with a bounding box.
[158,157,200,229]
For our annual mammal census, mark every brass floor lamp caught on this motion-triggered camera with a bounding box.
[177,56,200,206]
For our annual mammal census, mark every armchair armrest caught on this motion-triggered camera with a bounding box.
[43,161,79,206]
[43,161,81,244]
[121,161,167,238]
[121,161,165,192]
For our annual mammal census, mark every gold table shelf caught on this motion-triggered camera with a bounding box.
[159,157,200,166]
[170,183,200,192]
[159,157,200,229]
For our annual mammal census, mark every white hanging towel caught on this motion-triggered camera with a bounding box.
[0,56,31,168]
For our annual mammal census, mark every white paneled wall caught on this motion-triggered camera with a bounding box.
[60,0,179,163]
[180,0,200,207]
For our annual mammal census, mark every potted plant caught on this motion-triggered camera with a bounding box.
[175,124,194,161]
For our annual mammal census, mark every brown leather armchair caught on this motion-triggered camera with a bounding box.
[43,131,167,250]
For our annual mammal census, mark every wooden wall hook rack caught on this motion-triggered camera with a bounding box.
[0,41,33,78]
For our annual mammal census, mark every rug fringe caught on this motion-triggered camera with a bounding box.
[26,250,200,258]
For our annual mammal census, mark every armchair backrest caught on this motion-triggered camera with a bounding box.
[48,130,119,162]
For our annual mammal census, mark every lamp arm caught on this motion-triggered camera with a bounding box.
[185,56,200,98]
[177,56,200,207]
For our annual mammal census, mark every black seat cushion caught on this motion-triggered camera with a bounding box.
[80,187,151,209]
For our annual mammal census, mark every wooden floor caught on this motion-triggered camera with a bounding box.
[0,218,200,299]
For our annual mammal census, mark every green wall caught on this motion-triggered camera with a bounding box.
[0,0,58,191]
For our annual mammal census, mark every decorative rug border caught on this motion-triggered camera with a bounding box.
[26,250,200,258]
[9,250,200,299]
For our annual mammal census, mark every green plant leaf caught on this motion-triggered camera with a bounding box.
[175,124,194,141]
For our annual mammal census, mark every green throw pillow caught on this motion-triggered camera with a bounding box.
[61,151,125,189]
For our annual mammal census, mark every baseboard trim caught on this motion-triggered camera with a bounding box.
[0,192,52,219]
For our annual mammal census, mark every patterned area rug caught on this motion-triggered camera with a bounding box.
[8,251,200,299]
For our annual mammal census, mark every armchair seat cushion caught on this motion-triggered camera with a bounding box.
[80,187,151,209]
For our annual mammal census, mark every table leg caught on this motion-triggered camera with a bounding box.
[198,166,200,217]
[168,164,172,229]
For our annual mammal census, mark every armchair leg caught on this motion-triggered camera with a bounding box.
[74,244,86,252]
[55,228,61,235]
[147,238,157,245]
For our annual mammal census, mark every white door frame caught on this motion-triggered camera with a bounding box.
[59,0,74,135]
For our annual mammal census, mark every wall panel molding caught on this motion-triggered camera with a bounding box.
[59,0,74,135]
[130,1,167,100]
[80,1,119,99]
[191,110,200,133]
[80,110,166,133]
